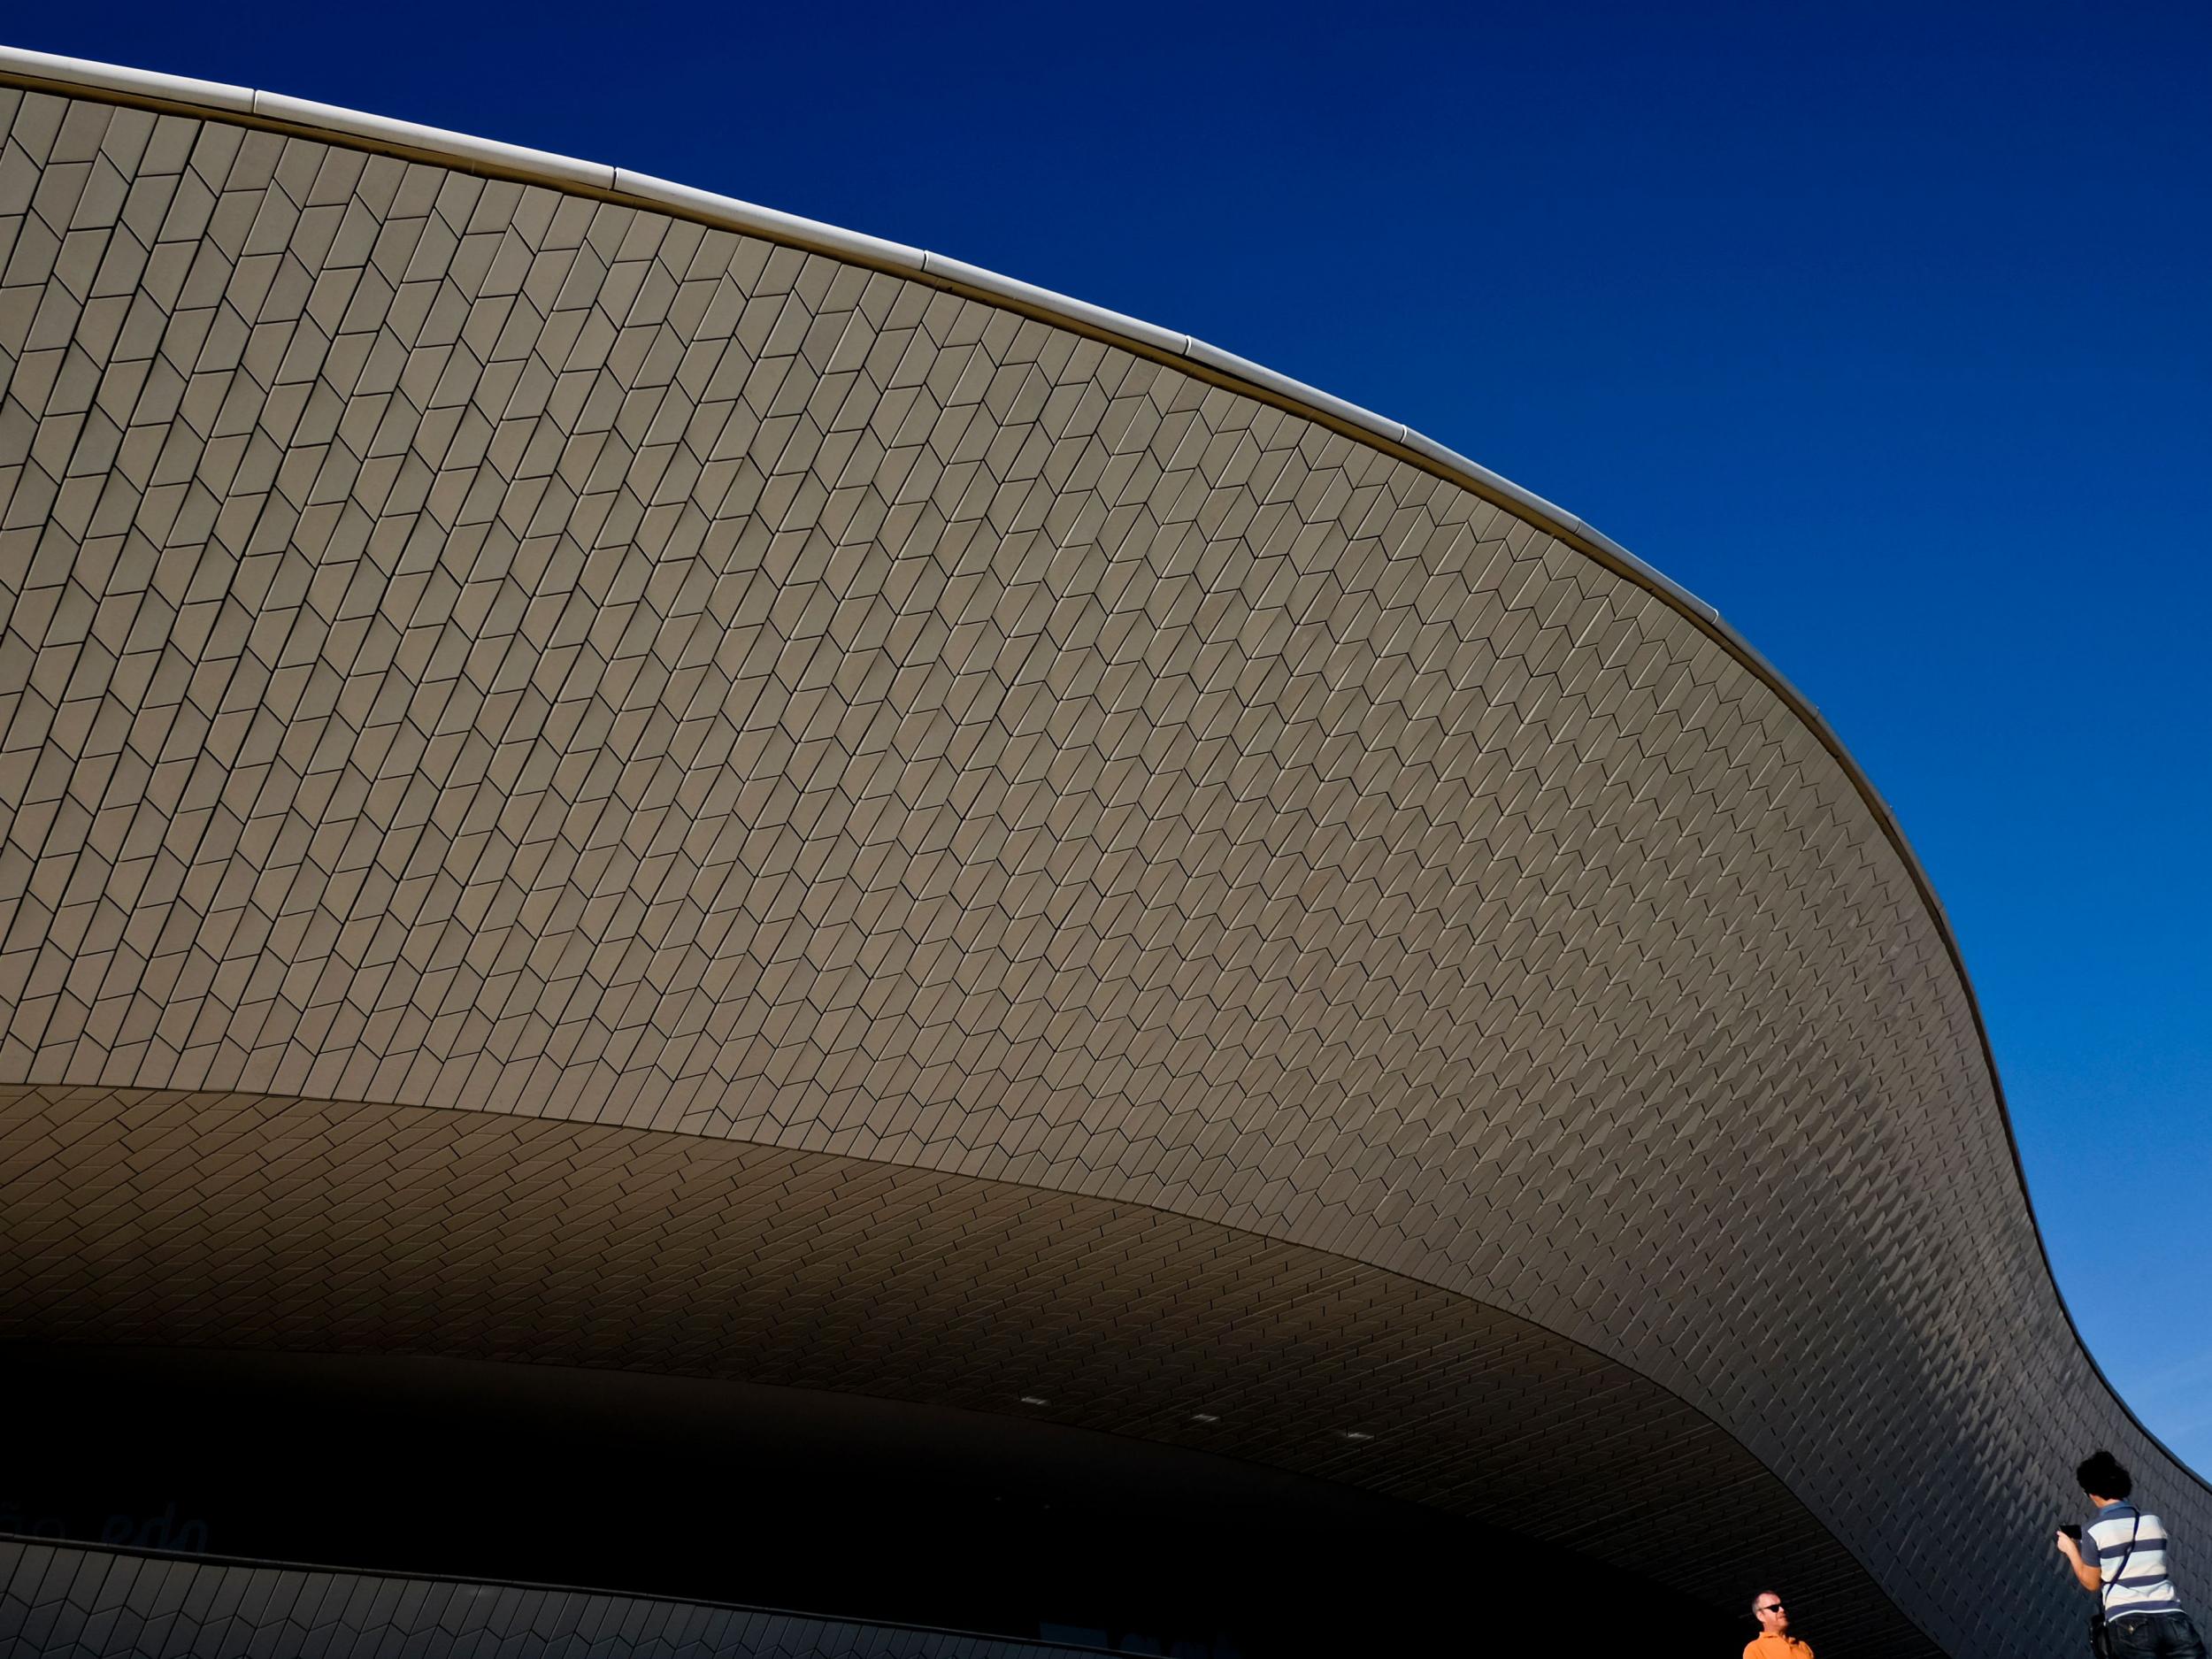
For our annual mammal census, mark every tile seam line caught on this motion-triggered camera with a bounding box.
[1,40,2199,1509]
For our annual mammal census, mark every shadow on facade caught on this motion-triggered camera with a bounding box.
[6,1343,1750,1656]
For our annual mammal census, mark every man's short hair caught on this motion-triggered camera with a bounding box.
[2078,1450,2134,1500]
[1750,1590,1782,1612]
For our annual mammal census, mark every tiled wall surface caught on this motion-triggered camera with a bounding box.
[0,1538,1081,1659]
[0,67,2202,1659]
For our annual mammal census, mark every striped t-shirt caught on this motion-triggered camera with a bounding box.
[2085,1501,2185,1622]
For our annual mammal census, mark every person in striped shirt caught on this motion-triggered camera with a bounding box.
[2055,1449,2203,1657]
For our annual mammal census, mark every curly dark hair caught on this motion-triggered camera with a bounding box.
[2078,1450,2134,1501]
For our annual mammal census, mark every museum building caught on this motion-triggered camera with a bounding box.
[0,43,2203,1659]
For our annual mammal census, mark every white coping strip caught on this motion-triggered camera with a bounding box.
[618,171,926,274]
[920,250,1187,357]
[5,35,2209,1509]
[0,42,253,113]
[252,89,614,193]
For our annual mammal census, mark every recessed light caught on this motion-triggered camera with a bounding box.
[1190,1412,1219,1423]
[1019,1395,1049,1405]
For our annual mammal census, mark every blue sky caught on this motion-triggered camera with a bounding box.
[14,1,2208,1475]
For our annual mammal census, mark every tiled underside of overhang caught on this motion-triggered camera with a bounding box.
[0,1084,1934,1656]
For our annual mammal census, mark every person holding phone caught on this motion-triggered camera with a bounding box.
[2055,1450,2204,1657]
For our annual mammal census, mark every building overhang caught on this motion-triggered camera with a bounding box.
[0,44,2203,1658]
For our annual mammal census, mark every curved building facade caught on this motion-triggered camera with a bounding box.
[0,45,2201,1658]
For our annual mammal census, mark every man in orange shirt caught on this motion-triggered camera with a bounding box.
[1744,1592,1812,1659]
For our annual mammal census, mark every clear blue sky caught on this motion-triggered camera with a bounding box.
[14,0,2208,1476]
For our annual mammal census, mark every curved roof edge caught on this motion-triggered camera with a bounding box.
[3,35,2200,1501]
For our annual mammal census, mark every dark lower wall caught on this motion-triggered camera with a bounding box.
[4,1342,1379,1655]
[3,1343,1754,1659]
[0,1538,1087,1659]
